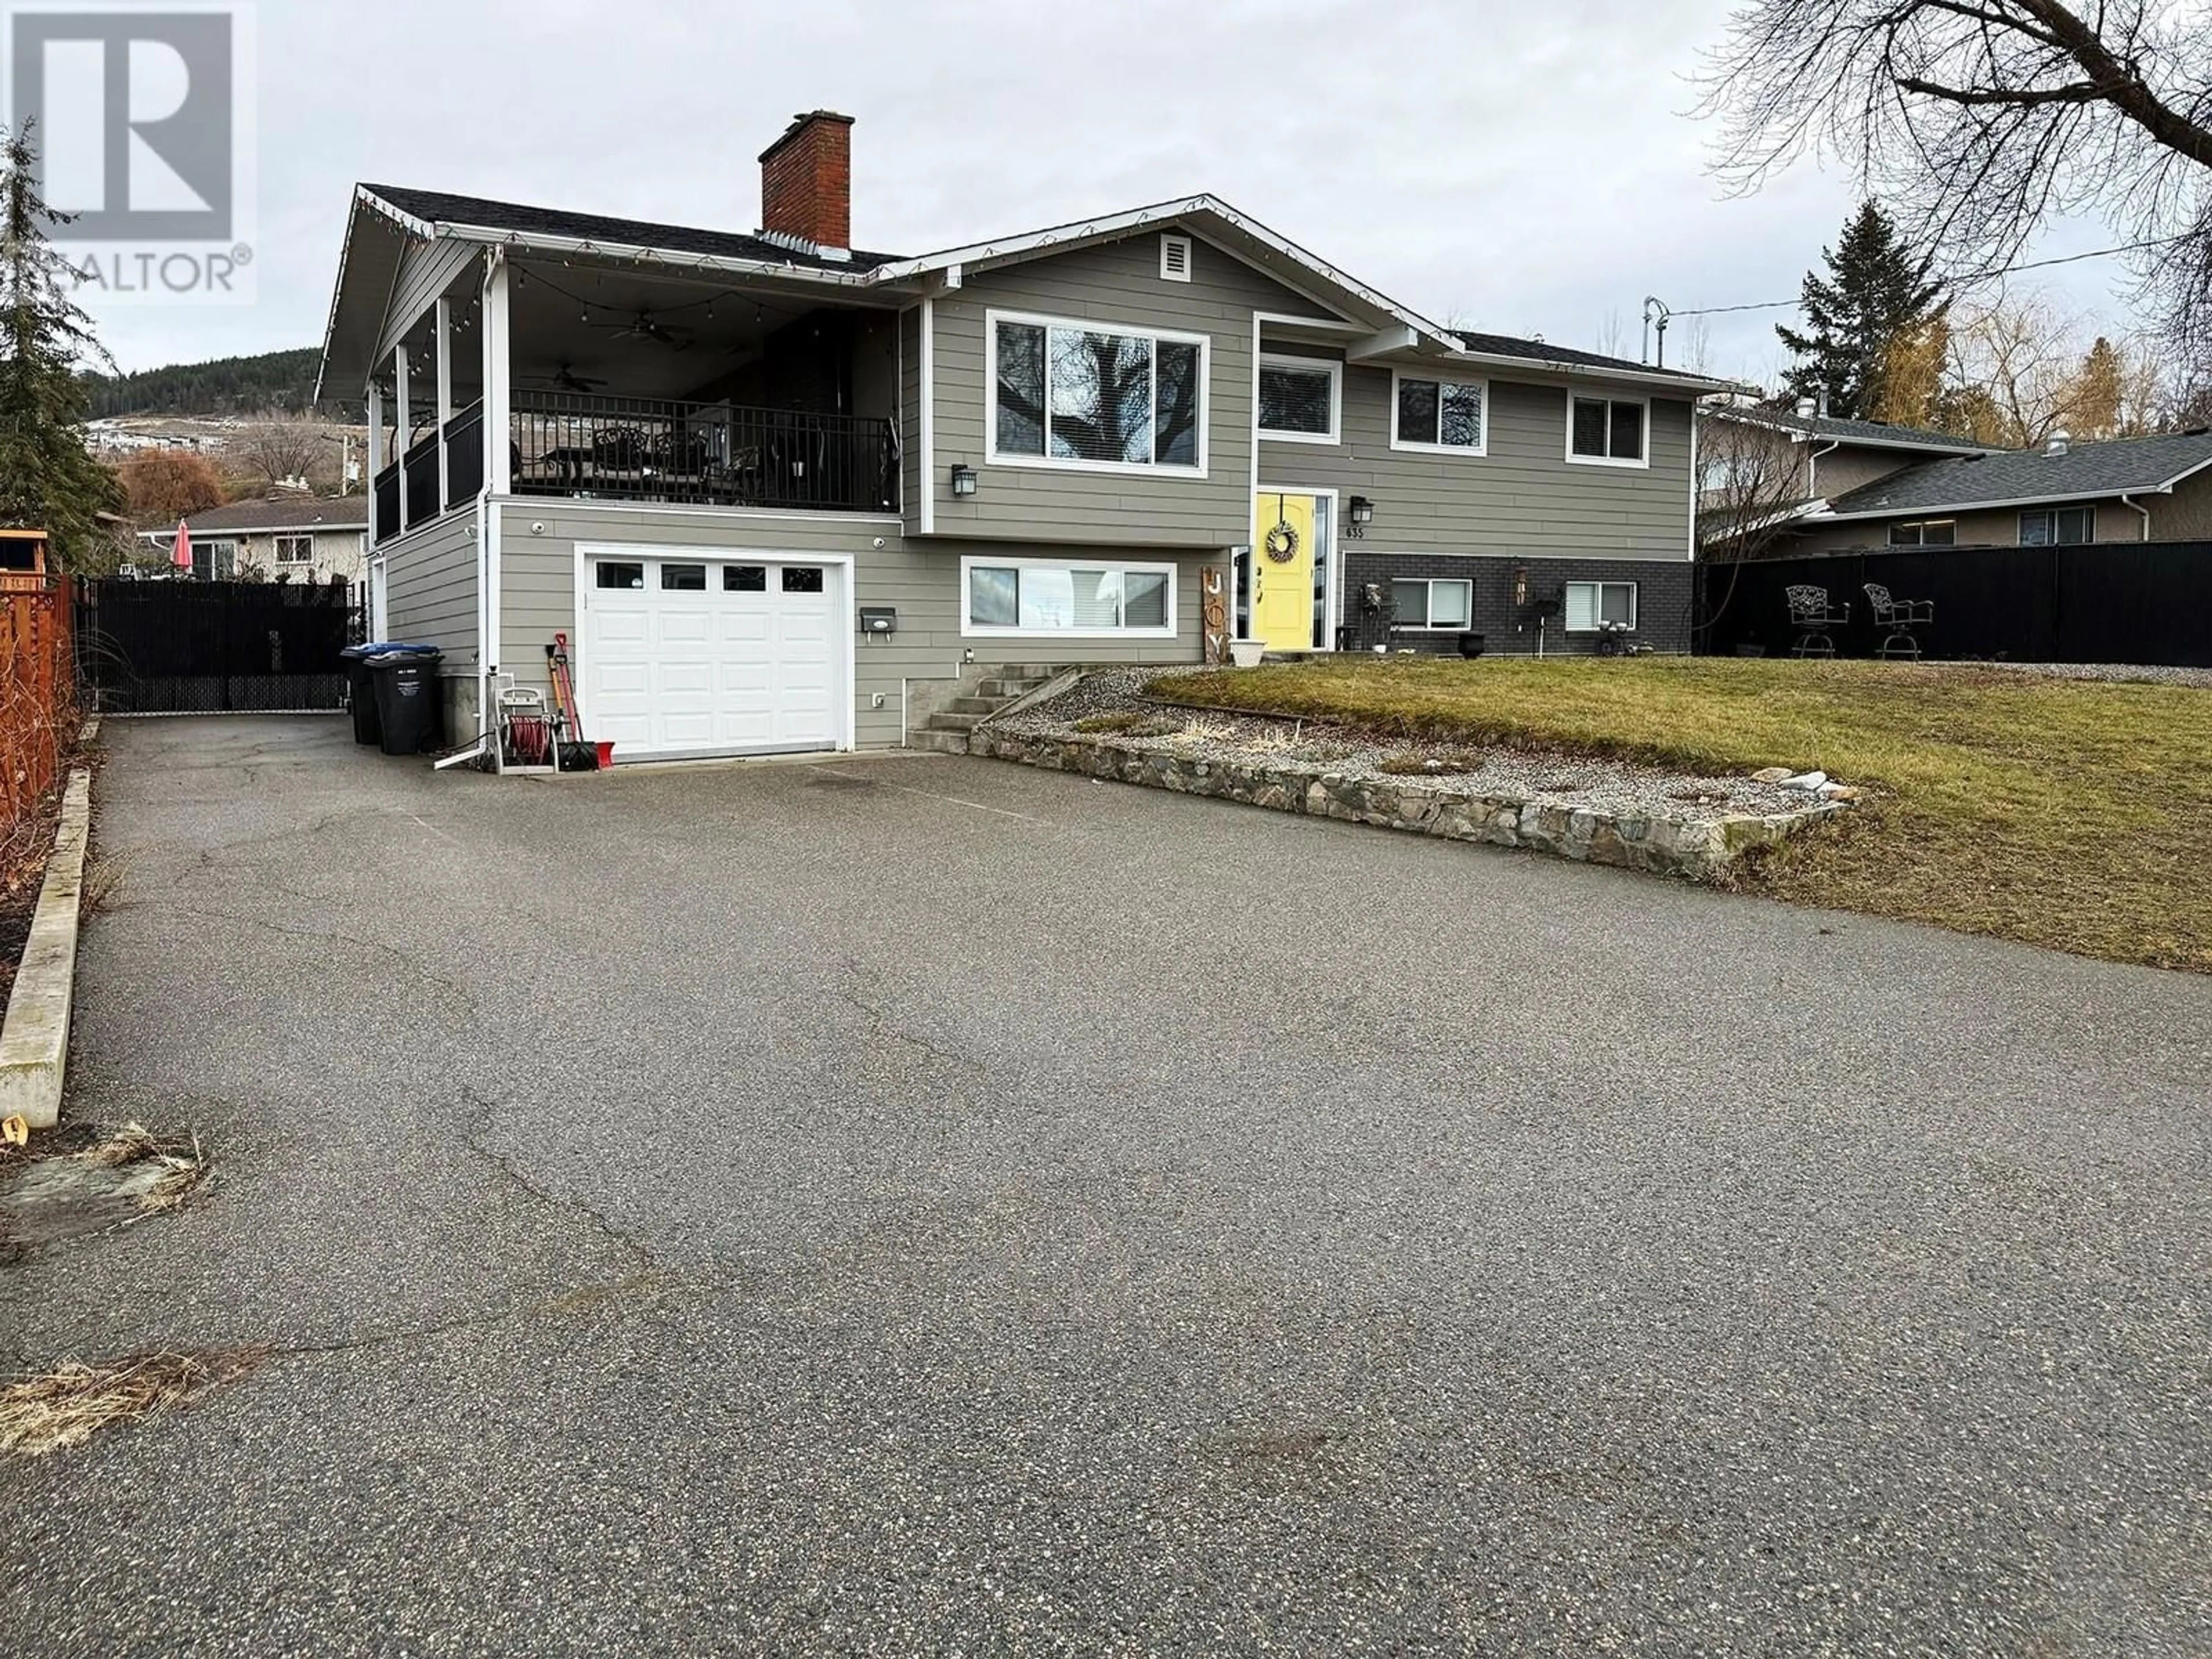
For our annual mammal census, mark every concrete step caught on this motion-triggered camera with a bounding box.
[907,729,971,755]
[984,663,1066,680]
[925,711,983,732]
[975,677,1047,699]
[945,695,1003,716]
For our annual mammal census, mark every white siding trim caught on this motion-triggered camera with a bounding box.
[920,297,936,536]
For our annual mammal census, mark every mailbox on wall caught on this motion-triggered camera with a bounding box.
[858,607,897,635]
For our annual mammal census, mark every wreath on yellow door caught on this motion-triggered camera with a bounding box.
[1264,520,1301,563]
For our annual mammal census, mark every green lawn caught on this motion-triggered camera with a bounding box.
[1149,658,2212,974]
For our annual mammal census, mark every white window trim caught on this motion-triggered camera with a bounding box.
[1160,233,1192,282]
[959,553,1179,640]
[1563,579,1639,632]
[1565,393,1653,471]
[273,534,314,565]
[984,309,1210,479]
[1389,576,1475,632]
[1256,353,1342,446]
[1388,370,1489,458]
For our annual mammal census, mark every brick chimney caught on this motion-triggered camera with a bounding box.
[759,111,854,255]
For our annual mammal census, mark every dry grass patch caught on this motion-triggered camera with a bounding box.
[1152,657,2212,972]
[0,1346,266,1457]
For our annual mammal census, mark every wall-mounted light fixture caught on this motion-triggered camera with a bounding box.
[949,464,978,498]
[1347,495,1374,538]
[1513,565,1529,608]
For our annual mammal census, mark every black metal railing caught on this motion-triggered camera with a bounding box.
[511,391,898,513]
[444,402,483,509]
[374,462,401,546]
[404,433,441,531]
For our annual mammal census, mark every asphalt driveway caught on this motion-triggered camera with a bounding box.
[3,715,2209,1654]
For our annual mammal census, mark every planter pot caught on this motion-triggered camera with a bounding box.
[1228,640,1267,668]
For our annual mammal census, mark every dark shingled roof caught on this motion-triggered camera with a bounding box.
[1453,331,1718,385]
[1719,407,1993,452]
[179,495,368,533]
[1824,429,2212,516]
[361,184,905,272]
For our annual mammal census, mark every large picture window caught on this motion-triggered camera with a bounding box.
[1391,373,1486,455]
[991,314,1205,471]
[963,558,1175,637]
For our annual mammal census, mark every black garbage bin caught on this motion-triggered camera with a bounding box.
[368,648,444,756]
[340,645,382,744]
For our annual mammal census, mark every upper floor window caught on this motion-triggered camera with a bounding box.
[1569,396,1647,468]
[1888,520,1956,547]
[1391,373,1486,456]
[274,535,312,565]
[2020,506,2093,546]
[990,313,1205,473]
[1257,355,1340,444]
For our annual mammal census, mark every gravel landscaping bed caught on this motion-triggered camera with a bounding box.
[996,666,1831,824]
[1973,661,2212,690]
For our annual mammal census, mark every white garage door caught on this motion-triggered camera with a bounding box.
[580,554,846,762]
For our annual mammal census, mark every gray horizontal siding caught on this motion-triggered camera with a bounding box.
[494,500,1209,748]
[927,232,1332,547]
[376,238,481,366]
[1259,363,1697,563]
[381,511,477,662]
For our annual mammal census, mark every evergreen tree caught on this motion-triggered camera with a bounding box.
[0,124,118,569]
[1776,202,1945,421]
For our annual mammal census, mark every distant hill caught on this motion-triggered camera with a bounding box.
[83,347,338,419]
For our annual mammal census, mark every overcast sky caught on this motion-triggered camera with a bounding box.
[80,0,2140,382]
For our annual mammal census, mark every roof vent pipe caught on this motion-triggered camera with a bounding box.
[2046,429,2070,457]
[1794,396,1817,421]
[1816,388,1830,419]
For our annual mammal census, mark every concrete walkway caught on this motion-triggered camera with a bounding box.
[3,715,2209,1654]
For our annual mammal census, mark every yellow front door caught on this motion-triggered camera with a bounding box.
[1253,491,1317,652]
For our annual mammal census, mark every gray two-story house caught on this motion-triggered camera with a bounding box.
[317,111,1725,764]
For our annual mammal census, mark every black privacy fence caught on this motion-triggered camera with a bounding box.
[76,579,362,713]
[1698,541,2212,668]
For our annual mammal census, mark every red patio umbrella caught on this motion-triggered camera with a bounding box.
[171,518,191,572]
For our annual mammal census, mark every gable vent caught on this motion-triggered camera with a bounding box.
[1160,233,1192,282]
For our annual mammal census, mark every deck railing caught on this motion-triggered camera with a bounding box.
[510,391,898,513]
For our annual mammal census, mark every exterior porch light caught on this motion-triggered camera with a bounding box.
[949,464,978,498]
[1348,495,1374,527]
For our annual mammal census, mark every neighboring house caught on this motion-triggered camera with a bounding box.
[1698,403,1997,516]
[1782,428,2212,554]
[139,496,369,584]
[317,109,1728,762]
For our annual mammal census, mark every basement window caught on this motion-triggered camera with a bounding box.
[1564,581,1637,632]
[1391,578,1473,630]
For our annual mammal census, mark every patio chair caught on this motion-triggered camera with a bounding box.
[1863,583,1934,661]
[1786,584,1850,658]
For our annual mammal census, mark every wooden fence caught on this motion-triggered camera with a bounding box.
[0,578,76,839]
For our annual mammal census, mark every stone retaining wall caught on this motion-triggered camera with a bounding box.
[969,729,1843,881]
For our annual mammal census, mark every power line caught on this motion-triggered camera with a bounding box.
[1667,234,2186,319]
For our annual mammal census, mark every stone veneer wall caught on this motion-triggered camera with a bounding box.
[969,728,1839,881]
[1340,554,1695,656]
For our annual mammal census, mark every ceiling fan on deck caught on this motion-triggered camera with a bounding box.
[538,364,607,394]
[596,310,695,351]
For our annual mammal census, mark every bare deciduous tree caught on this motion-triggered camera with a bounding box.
[1696,406,1831,638]
[1695,2,2212,365]
[229,414,332,493]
